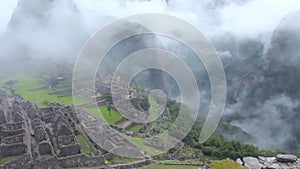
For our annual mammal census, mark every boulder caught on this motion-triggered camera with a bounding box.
[258,156,266,162]
[277,162,290,169]
[236,158,243,165]
[259,156,276,168]
[276,154,297,162]
[265,157,276,163]
[243,157,263,169]
[242,155,300,169]
[268,163,280,169]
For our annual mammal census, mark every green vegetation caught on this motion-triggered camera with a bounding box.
[129,125,141,132]
[76,124,99,156]
[108,157,142,164]
[0,156,19,164]
[139,97,150,111]
[158,159,203,165]
[166,100,180,121]
[143,164,199,169]
[0,74,87,107]
[84,106,123,125]
[102,92,112,102]
[210,159,243,169]
[124,135,162,156]
[76,135,92,156]
[184,123,283,160]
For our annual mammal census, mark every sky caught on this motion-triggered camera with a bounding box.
[1,0,300,36]
[74,0,300,38]
[0,0,18,33]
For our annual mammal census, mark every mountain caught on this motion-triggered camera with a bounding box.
[227,10,300,151]
[0,0,88,62]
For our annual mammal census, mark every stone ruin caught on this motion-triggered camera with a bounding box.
[0,90,107,168]
[23,101,81,158]
[30,111,54,158]
[51,110,80,157]
[0,91,28,158]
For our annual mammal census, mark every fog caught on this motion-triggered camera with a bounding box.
[1,0,300,61]
[225,10,300,150]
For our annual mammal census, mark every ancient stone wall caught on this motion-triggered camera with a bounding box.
[1,128,25,138]
[0,94,28,159]
[108,159,151,169]
[59,144,81,157]
[38,141,52,155]
[0,110,6,124]
[0,155,33,169]
[0,144,27,157]
[33,156,59,169]
[58,154,105,168]
[0,92,109,168]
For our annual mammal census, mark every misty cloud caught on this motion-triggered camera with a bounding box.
[1,0,300,62]
[231,94,299,150]
[0,0,88,62]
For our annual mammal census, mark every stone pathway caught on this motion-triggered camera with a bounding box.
[20,107,33,159]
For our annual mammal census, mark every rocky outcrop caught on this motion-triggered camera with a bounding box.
[276,154,297,162]
[243,157,263,169]
[236,158,243,165]
[239,154,300,169]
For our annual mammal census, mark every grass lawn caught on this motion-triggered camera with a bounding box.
[143,164,200,169]
[76,135,92,156]
[108,157,142,164]
[0,156,19,164]
[123,135,162,156]
[159,159,202,165]
[76,124,100,156]
[209,159,243,169]
[0,74,87,107]
[129,125,141,132]
[84,106,123,125]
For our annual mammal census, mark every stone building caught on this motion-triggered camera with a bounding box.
[0,91,110,168]
[40,107,55,124]
[52,111,80,157]
[0,110,6,124]
[30,111,54,158]
[0,92,28,158]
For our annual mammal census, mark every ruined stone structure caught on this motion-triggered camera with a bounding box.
[0,91,108,168]
[78,109,143,158]
[0,91,28,158]
[51,111,80,157]
[31,112,54,158]
[38,102,81,158]
[0,85,157,168]
[0,110,6,124]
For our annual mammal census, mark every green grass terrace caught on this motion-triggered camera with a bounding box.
[0,74,87,107]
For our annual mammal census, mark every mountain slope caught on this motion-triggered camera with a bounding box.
[228,10,300,151]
